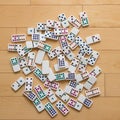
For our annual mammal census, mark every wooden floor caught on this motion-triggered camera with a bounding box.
[0,0,120,120]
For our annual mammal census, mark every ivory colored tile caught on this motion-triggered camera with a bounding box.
[105,74,120,96]
[0,0,30,5]
[0,6,82,27]
[83,5,120,27]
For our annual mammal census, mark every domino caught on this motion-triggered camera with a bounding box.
[42,60,49,74]
[58,13,69,28]
[11,34,26,42]
[34,84,46,100]
[55,88,70,102]
[23,91,37,101]
[38,41,51,53]
[68,58,79,73]
[35,50,45,65]
[62,46,75,61]
[81,70,89,80]
[27,52,35,66]
[78,57,88,72]
[17,46,32,57]
[22,64,36,75]
[32,41,39,48]
[8,43,22,52]
[33,67,47,82]
[54,28,68,36]
[25,77,33,91]
[67,98,83,111]
[65,85,79,97]
[45,88,57,103]
[68,15,81,28]
[85,87,101,98]
[69,40,79,50]
[87,50,99,66]
[46,20,54,28]
[48,46,62,59]
[10,57,20,72]
[11,77,25,91]
[78,94,93,108]
[45,20,60,29]
[54,21,61,28]
[18,57,27,68]
[54,61,69,72]
[27,28,38,35]
[79,11,89,27]
[86,34,101,45]
[32,33,40,41]
[75,36,93,55]
[56,100,69,116]
[45,31,58,40]
[68,81,83,92]
[33,97,44,112]
[67,27,79,41]
[45,102,57,117]
[39,33,46,41]
[44,80,59,91]
[47,68,56,82]
[55,72,66,81]
[84,76,97,90]
[26,41,33,48]
[57,54,66,69]
[65,72,76,81]
[75,74,84,83]
[89,66,102,77]
[37,23,50,31]
[59,36,68,49]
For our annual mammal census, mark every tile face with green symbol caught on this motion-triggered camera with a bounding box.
[34,85,46,100]
[80,11,89,27]
[44,44,51,52]
[45,102,57,117]
[33,67,47,82]
[10,57,20,72]
[55,73,66,81]
[33,97,44,112]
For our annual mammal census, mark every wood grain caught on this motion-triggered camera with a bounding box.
[0,97,120,120]
[0,1,120,120]
[31,0,120,5]
[0,0,30,5]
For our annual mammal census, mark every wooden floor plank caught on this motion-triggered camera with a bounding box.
[83,5,120,27]
[0,97,120,120]
[105,74,120,96]
[0,0,30,5]
[0,73,105,97]
[79,28,120,50]
[0,28,16,50]
[0,6,82,27]
[31,0,120,5]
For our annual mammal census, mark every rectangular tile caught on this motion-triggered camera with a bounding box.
[105,74,120,96]
[0,6,82,27]
[0,97,120,120]
[83,5,120,27]
[31,0,120,5]
[0,0,30,5]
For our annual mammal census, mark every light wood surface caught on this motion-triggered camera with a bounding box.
[0,1,120,120]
